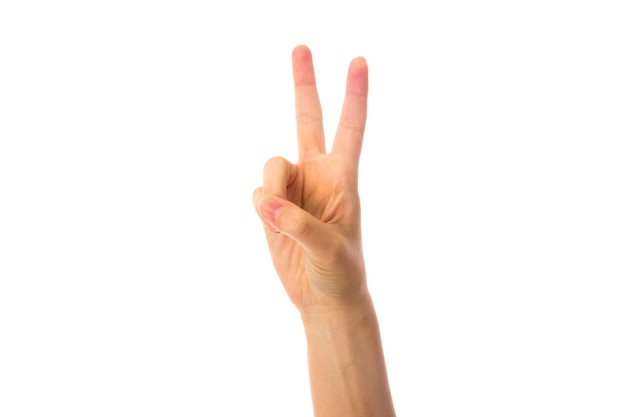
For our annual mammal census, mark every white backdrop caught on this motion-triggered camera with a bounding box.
[1,1,625,416]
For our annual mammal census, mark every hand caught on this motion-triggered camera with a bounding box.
[253,45,369,312]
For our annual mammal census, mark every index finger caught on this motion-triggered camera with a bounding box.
[292,45,326,157]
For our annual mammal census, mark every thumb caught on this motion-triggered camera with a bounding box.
[258,197,328,251]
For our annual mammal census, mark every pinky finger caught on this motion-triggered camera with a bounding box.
[252,187,263,215]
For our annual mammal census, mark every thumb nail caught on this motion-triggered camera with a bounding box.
[259,198,283,223]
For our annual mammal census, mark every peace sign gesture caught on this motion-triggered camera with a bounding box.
[253,45,370,311]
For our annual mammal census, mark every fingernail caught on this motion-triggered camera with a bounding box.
[259,198,283,223]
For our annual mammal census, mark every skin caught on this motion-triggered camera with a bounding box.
[253,45,396,417]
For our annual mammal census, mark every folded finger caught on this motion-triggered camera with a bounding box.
[252,186,263,215]
[253,186,279,233]
[263,156,298,200]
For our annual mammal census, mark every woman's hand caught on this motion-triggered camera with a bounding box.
[253,45,369,312]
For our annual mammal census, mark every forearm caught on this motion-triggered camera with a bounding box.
[300,294,396,417]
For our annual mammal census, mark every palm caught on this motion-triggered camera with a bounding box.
[255,46,368,309]
[268,154,361,307]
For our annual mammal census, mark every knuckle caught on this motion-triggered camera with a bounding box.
[339,117,365,134]
[289,211,311,239]
[263,156,286,172]
[296,111,323,126]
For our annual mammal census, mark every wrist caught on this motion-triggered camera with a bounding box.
[298,290,376,335]
[298,290,396,417]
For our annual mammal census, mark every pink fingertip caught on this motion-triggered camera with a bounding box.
[259,198,283,223]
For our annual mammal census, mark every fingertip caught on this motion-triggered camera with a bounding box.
[293,45,316,86]
[347,56,368,96]
[350,56,367,68]
[293,44,312,59]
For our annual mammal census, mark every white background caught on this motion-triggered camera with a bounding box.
[1,1,625,416]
